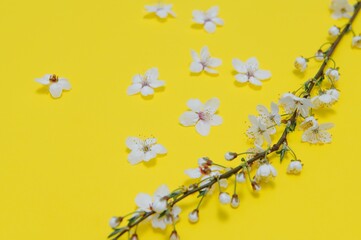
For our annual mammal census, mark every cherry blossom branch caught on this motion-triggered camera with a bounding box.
[109,2,361,239]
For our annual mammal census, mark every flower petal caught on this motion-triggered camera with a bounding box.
[185,168,202,178]
[179,111,199,126]
[140,86,154,96]
[126,137,143,150]
[235,73,249,83]
[128,150,145,165]
[319,123,334,130]
[151,216,166,230]
[204,21,216,33]
[145,5,157,13]
[204,67,218,74]
[190,62,203,73]
[35,74,51,85]
[200,46,210,60]
[149,80,165,88]
[191,50,200,62]
[206,6,219,18]
[58,78,71,90]
[132,74,143,83]
[187,99,203,112]
[254,70,271,80]
[210,115,223,126]
[156,9,168,19]
[152,144,167,154]
[144,138,157,145]
[207,58,222,67]
[204,98,220,113]
[196,120,211,136]
[154,184,170,198]
[49,83,63,98]
[212,17,224,25]
[127,83,142,95]
[249,77,262,86]
[145,68,159,81]
[192,10,205,23]
[144,150,157,162]
[232,59,247,73]
[135,193,152,210]
[246,57,259,69]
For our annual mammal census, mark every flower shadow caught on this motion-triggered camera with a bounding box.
[292,69,306,79]
[36,85,49,95]
[143,13,171,23]
[217,206,230,222]
[190,23,203,30]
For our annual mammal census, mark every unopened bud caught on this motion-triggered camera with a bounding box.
[188,209,199,223]
[224,152,237,161]
[169,230,180,240]
[231,194,240,208]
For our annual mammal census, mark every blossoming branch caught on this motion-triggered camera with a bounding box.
[109,1,361,239]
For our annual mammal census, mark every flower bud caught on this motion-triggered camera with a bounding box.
[325,68,340,81]
[152,198,168,213]
[251,181,261,192]
[169,230,180,240]
[224,152,237,161]
[352,35,361,48]
[314,50,324,61]
[130,233,138,240]
[236,172,246,183]
[294,57,307,72]
[287,160,303,174]
[328,26,340,38]
[231,194,240,208]
[109,216,122,228]
[218,192,231,204]
[188,209,199,223]
[198,157,212,167]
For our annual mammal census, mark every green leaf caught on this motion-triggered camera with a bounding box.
[108,227,127,238]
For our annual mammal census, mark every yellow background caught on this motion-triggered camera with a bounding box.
[1,0,360,239]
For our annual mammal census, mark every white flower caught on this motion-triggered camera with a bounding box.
[294,57,308,72]
[218,192,231,204]
[311,89,340,108]
[179,98,223,136]
[301,119,334,144]
[246,115,275,146]
[145,3,176,19]
[190,46,222,74]
[231,194,240,208]
[170,230,180,240]
[287,160,303,174]
[188,209,199,223]
[35,74,71,98]
[135,185,181,230]
[236,172,246,183]
[352,35,361,48]
[127,68,165,97]
[198,157,212,167]
[232,57,271,86]
[328,26,340,38]
[257,102,281,126]
[192,6,224,33]
[315,50,324,61]
[126,137,167,165]
[299,116,318,131]
[224,152,237,161]
[109,216,122,228]
[279,93,312,117]
[330,0,354,19]
[255,163,277,183]
[325,68,340,82]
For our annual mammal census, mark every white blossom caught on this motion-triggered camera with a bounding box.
[287,160,303,174]
[179,98,223,136]
[330,0,354,19]
[218,192,231,204]
[325,68,340,82]
[255,163,277,183]
[35,74,71,98]
[190,46,222,74]
[315,50,325,61]
[109,217,122,228]
[232,57,271,86]
[170,230,180,240]
[352,35,361,48]
[236,172,246,183]
[230,194,240,208]
[279,93,312,117]
[135,185,181,230]
[312,89,340,108]
[246,144,265,161]
[126,137,167,165]
[329,26,340,38]
[127,68,165,97]
[257,102,281,126]
[301,118,334,144]
[246,115,275,146]
[294,57,308,72]
[145,3,176,19]
[192,6,224,33]
[224,152,237,161]
[188,209,199,223]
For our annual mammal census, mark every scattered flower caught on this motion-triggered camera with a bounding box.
[279,93,312,117]
[300,118,334,144]
[179,98,223,136]
[224,152,237,161]
[230,194,240,208]
[294,57,308,72]
[287,160,303,174]
[170,230,180,240]
[126,137,167,165]
[315,50,325,61]
[190,46,222,74]
[325,68,340,82]
[312,89,340,108]
[109,216,122,229]
[247,115,276,146]
[330,0,354,19]
[352,35,361,48]
[255,163,277,183]
[257,102,281,126]
[232,57,272,86]
[188,209,199,223]
[145,3,176,19]
[218,192,231,204]
[328,25,340,38]
[35,74,71,98]
[236,172,246,183]
[127,68,165,97]
[192,6,224,33]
